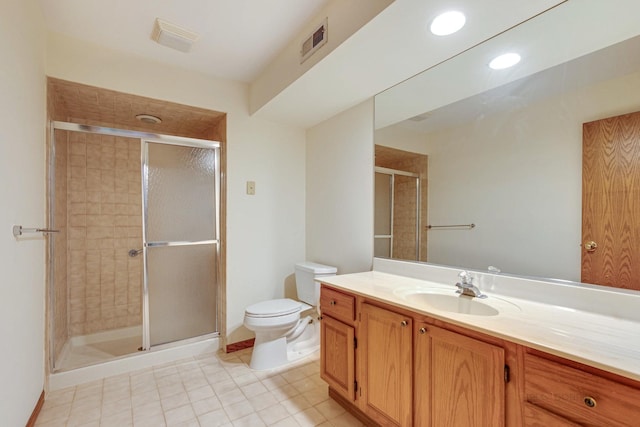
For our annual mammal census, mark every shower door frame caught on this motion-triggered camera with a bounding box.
[48,121,222,371]
[140,137,221,350]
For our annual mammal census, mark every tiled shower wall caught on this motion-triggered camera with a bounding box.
[66,131,143,336]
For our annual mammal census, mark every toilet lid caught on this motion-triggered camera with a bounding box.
[245,298,302,318]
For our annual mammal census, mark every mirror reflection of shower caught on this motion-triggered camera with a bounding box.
[374,145,428,262]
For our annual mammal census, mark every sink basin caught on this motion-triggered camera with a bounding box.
[411,293,499,316]
[394,287,520,316]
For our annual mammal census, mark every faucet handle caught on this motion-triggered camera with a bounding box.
[458,270,473,284]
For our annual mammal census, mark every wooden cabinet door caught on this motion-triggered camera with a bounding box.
[415,324,505,427]
[320,315,355,401]
[359,303,413,426]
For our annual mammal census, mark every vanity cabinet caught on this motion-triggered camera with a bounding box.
[320,282,640,427]
[320,286,356,402]
[321,285,508,426]
[414,321,505,426]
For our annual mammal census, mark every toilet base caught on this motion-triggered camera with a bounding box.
[287,319,319,361]
[248,316,319,371]
[249,334,288,371]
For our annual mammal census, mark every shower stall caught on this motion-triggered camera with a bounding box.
[48,121,221,372]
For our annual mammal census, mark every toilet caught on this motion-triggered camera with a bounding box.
[244,261,337,370]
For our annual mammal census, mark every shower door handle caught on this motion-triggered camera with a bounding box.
[128,248,143,257]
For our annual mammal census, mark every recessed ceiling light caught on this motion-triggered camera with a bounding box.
[489,53,521,70]
[135,114,162,124]
[430,11,466,36]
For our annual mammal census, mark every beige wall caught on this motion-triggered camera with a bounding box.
[306,99,374,273]
[0,0,46,425]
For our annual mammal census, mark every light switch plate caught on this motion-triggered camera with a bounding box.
[246,181,256,195]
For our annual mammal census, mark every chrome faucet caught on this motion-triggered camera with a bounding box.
[455,271,485,298]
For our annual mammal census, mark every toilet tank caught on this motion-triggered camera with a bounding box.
[294,262,337,305]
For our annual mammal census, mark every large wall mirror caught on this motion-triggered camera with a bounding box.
[374,0,640,290]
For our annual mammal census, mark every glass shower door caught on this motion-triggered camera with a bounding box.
[142,140,219,349]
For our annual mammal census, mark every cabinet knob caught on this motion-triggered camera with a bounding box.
[419,327,427,334]
[583,396,597,408]
[400,320,408,327]
[329,300,336,306]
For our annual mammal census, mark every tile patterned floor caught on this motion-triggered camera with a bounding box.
[36,349,363,427]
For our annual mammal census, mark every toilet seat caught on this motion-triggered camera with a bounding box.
[245,298,302,318]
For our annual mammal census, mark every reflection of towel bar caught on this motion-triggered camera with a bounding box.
[13,225,60,237]
[427,223,475,230]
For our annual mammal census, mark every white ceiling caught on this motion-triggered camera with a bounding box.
[251,0,565,127]
[37,0,565,128]
[37,0,330,83]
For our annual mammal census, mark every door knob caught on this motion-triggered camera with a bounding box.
[584,241,597,252]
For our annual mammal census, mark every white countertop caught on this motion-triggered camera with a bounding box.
[320,264,640,382]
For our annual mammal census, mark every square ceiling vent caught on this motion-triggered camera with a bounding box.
[301,18,328,64]
[151,18,199,53]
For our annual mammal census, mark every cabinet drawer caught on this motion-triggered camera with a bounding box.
[524,354,640,426]
[523,402,581,427]
[320,286,355,324]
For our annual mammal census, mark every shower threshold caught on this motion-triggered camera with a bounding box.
[56,326,143,372]
[50,333,219,391]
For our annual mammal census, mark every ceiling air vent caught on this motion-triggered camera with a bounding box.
[151,18,199,53]
[300,18,328,64]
